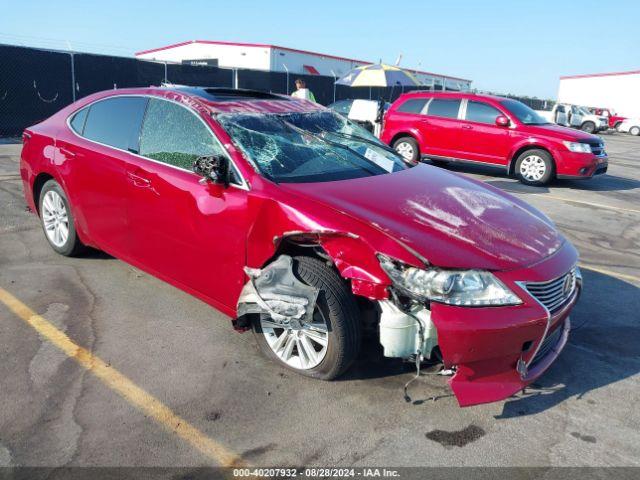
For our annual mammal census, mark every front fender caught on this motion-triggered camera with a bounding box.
[245,196,421,301]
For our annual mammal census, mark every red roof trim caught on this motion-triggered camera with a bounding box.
[135,40,471,82]
[560,69,640,80]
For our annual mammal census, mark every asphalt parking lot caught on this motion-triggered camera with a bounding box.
[1,133,639,469]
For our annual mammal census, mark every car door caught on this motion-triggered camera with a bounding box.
[125,97,249,310]
[57,96,148,256]
[419,98,463,158]
[457,100,511,165]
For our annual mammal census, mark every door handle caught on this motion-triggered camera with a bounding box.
[126,171,151,187]
[461,124,473,130]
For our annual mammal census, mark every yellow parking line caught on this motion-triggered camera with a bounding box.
[532,194,640,215]
[579,264,640,284]
[0,287,245,467]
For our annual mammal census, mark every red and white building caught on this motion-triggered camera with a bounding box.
[558,69,640,118]
[135,40,472,91]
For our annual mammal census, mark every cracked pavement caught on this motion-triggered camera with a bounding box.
[0,134,639,467]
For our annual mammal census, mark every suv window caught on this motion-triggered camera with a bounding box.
[139,98,226,171]
[69,107,89,134]
[396,98,428,114]
[465,101,502,124]
[426,99,461,119]
[82,97,148,151]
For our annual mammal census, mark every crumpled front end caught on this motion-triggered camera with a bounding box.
[431,241,580,406]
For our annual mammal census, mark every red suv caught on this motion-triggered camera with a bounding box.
[21,87,581,407]
[381,92,608,185]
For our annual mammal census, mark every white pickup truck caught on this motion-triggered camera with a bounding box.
[535,103,608,133]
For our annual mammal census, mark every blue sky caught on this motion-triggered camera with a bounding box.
[1,0,637,98]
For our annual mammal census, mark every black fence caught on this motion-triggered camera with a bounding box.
[0,44,548,137]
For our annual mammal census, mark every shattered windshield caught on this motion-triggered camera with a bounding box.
[217,110,408,183]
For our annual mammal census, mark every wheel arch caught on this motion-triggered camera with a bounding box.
[32,172,56,215]
[508,144,555,175]
[388,129,425,150]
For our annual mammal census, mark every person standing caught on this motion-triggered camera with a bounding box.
[291,79,316,102]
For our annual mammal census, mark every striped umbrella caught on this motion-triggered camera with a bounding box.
[335,63,420,87]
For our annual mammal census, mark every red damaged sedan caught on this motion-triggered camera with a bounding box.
[20,86,581,407]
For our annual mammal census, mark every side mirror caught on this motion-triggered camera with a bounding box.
[193,155,230,187]
[495,115,510,127]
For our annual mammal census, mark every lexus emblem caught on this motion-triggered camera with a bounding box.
[562,274,573,296]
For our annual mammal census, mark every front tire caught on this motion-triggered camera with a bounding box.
[515,149,555,186]
[392,136,420,164]
[39,179,84,256]
[252,256,361,380]
[581,121,596,133]
[630,126,640,136]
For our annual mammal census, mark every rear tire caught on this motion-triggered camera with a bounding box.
[252,256,361,380]
[392,136,420,164]
[581,121,596,133]
[39,179,84,256]
[515,149,555,186]
[630,126,640,136]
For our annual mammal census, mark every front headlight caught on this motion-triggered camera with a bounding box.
[378,255,522,306]
[563,141,592,153]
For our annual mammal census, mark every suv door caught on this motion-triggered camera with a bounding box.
[419,98,463,158]
[125,97,249,309]
[457,100,511,166]
[58,96,148,255]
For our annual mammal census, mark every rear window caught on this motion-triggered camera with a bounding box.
[396,98,428,114]
[426,99,461,119]
[82,96,148,151]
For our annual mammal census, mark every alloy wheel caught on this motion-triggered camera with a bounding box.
[42,190,69,248]
[260,308,329,370]
[395,141,414,161]
[519,155,547,182]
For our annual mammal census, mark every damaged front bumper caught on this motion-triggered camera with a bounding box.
[380,241,581,407]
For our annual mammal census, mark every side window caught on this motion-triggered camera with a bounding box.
[425,99,462,119]
[396,98,428,114]
[69,107,89,135]
[465,101,502,124]
[82,97,148,151]
[139,98,226,171]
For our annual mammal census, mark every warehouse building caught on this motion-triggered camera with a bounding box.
[558,69,640,118]
[135,40,472,91]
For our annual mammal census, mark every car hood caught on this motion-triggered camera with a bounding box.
[524,123,601,142]
[281,165,563,271]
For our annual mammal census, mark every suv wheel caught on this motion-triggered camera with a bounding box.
[252,256,361,380]
[515,149,554,186]
[39,179,84,256]
[393,137,420,164]
[581,121,596,133]
[630,126,640,136]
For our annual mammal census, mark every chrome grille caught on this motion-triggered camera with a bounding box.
[525,268,576,313]
[531,322,564,365]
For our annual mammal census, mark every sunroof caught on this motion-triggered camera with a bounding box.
[171,86,289,102]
